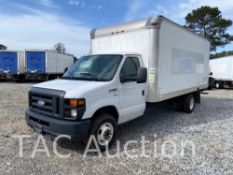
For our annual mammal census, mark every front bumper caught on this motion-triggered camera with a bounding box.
[25,109,91,140]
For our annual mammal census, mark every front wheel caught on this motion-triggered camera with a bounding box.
[88,113,117,152]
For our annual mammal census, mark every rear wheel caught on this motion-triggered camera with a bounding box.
[176,94,195,113]
[183,94,195,113]
[176,98,184,111]
[215,82,222,89]
[88,113,117,152]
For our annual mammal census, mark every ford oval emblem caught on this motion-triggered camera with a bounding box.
[37,100,45,106]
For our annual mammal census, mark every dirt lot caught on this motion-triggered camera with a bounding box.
[0,82,233,175]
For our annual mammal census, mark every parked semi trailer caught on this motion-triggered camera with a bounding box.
[25,50,74,81]
[0,50,25,81]
[210,55,233,88]
[26,16,210,151]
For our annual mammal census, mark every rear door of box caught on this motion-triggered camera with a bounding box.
[0,52,18,74]
[26,51,46,73]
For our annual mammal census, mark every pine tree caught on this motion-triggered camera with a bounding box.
[185,6,233,51]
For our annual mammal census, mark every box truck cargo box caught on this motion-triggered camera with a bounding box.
[25,50,74,81]
[210,56,233,88]
[91,16,210,102]
[0,51,25,81]
[26,16,210,151]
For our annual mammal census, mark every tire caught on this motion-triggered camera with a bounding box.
[215,82,221,89]
[176,98,184,111]
[183,94,195,113]
[88,113,117,152]
[15,75,24,82]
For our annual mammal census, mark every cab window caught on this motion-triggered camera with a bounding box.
[120,57,140,82]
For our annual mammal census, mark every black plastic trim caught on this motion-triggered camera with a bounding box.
[25,109,91,140]
[29,87,65,118]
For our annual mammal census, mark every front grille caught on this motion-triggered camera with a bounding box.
[29,88,65,118]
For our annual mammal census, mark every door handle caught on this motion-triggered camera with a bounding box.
[142,90,145,96]
[109,88,118,93]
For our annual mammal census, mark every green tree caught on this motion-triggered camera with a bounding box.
[54,42,66,53]
[0,44,7,50]
[210,50,233,59]
[185,6,233,51]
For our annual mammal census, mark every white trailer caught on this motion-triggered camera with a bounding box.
[210,56,233,88]
[91,16,210,103]
[0,50,25,81]
[25,50,74,81]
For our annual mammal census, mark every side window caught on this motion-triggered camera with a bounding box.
[120,57,140,82]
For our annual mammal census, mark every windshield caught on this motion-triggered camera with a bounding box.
[62,55,123,81]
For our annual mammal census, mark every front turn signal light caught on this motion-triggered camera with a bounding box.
[78,99,86,106]
[69,99,85,107]
[70,99,78,107]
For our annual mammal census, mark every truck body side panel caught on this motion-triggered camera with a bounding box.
[0,51,18,74]
[46,51,74,74]
[155,20,210,102]
[18,51,26,74]
[46,51,57,73]
[26,51,46,73]
[210,56,233,81]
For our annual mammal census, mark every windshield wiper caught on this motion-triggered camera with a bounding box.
[78,72,102,81]
[79,72,94,77]
[61,77,73,80]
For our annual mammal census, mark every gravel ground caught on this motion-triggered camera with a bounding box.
[0,82,233,175]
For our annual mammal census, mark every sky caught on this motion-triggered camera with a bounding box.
[0,0,233,57]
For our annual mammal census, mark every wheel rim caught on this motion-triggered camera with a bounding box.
[97,122,114,146]
[216,83,219,88]
[190,97,195,110]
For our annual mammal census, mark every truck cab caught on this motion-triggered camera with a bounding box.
[26,54,147,150]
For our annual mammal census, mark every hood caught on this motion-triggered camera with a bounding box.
[33,79,111,98]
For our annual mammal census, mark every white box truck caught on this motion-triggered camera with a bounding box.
[25,50,74,81]
[25,16,210,150]
[210,56,233,88]
[0,50,25,81]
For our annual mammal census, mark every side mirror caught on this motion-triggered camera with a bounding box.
[137,67,147,83]
[209,72,213,76]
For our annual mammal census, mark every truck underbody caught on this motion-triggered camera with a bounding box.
[214,80,233,89]
[25,73,63,81]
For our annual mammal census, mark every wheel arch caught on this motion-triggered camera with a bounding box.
[91,105,119,123]
[193,90,201,104]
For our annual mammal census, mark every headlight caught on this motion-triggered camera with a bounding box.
[64,98,86,120]
[71,109,78,118]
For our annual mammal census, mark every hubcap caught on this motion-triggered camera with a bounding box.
[97,122,114,146]
[190,97,195,110]
[216,83,219,88]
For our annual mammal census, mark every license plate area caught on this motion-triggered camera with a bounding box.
[32,122,43,134]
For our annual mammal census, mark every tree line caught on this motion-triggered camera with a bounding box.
[210,50,233,59]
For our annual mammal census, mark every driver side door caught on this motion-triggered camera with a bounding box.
[119,56,147,123]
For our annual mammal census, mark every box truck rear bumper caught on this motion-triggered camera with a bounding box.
[0,73,7,80]
[0,72,14,80]
[25,73,48,81]
[25,109,91,140]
